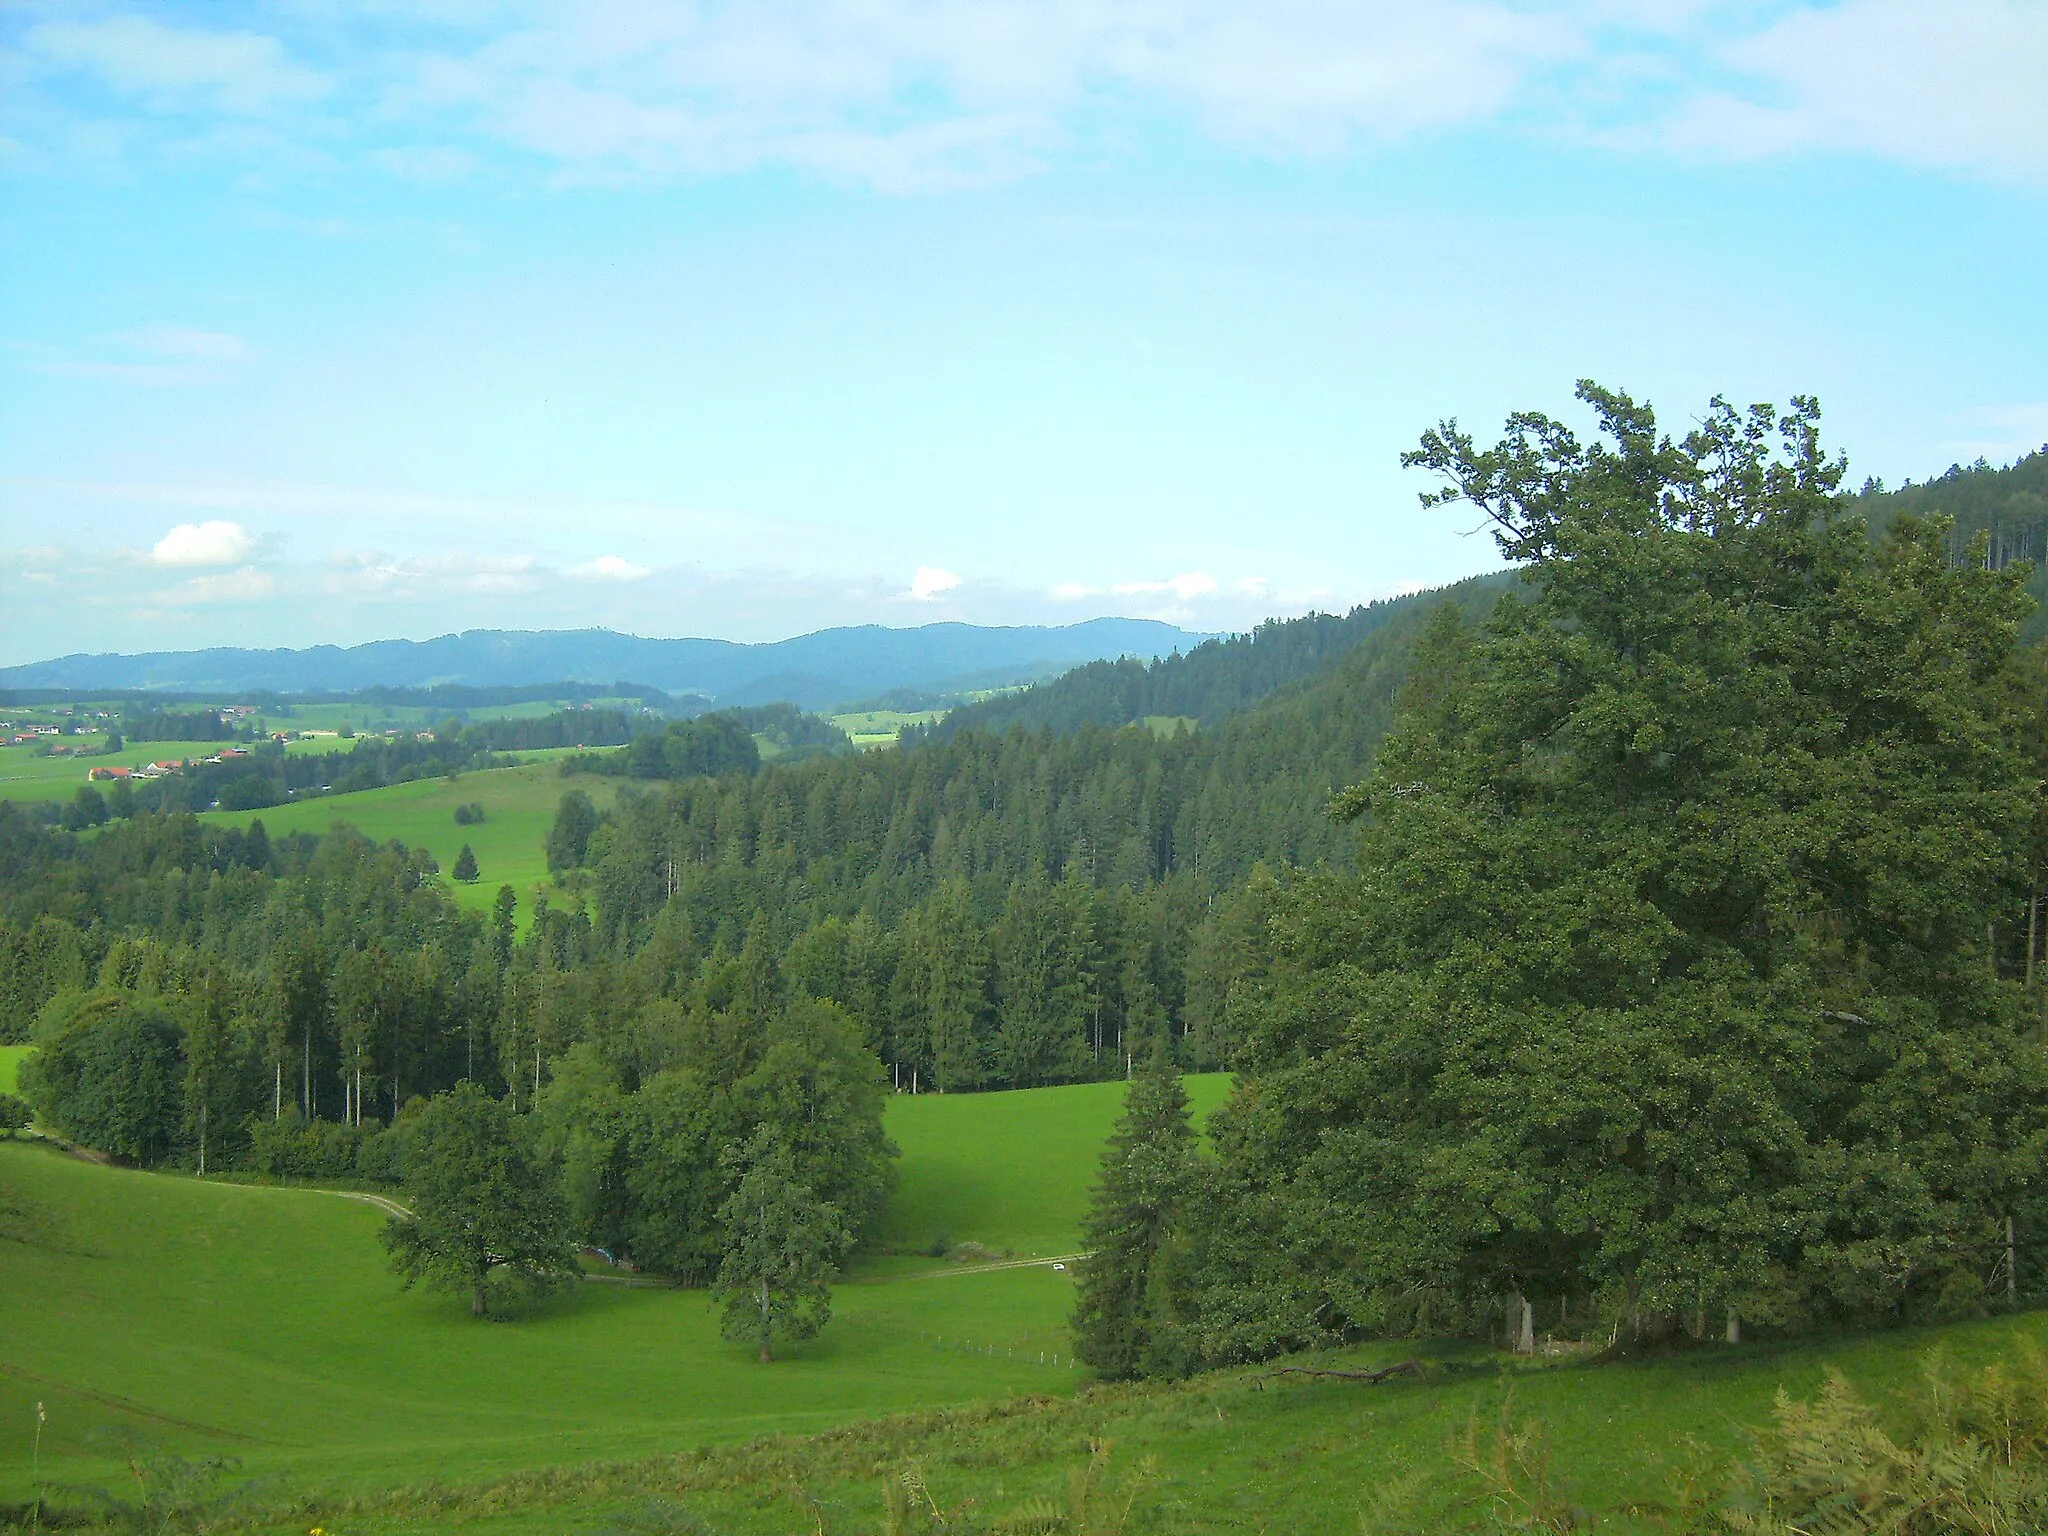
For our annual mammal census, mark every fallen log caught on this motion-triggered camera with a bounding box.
[1260,1358,1427,1386]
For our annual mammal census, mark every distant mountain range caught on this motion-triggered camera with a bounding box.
[0,619,1217,712]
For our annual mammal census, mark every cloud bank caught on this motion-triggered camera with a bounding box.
[6,2,2043,188]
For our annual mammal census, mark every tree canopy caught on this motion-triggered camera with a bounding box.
[1171,384,2048,1361]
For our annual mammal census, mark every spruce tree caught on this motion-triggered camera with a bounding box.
[1071,1043,1195,1378]
[452,843,480,883]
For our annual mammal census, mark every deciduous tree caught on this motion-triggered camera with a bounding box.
[382,1082,577,1317]
[711,1133,852,1362]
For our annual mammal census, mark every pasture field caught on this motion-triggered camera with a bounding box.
[2,1072,2044,1532]
[0,1045,25,1094]
[201,759,616,922]
[0,740,224,802]
[0,737,360,804]
[0,1075,1198,1502]
[829,708,947,748]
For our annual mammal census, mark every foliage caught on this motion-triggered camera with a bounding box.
[382,1081,578,1316]
[711,1132,854,1362]
[1071,1049,1197,1379]
[0,1089,29,1131]
[453,842,480,882]
[563,712,763,782]
[1708,1347,2048,1534]
[75,1430,255,1536]
[1180,385,2048,1362]
[546,789,602,873]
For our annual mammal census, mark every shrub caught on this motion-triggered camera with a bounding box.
[22,990,183,1164]
[244,1115,362,1180]
[0,1092,30,1133]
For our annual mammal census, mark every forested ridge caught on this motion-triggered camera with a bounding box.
[930,572,1512,738]
[1854,445,2048,635]
[8,393,2048,1365]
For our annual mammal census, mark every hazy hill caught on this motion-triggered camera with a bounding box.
[0,617,1212,711]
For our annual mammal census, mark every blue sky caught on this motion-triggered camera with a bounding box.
[2,2,2044,663]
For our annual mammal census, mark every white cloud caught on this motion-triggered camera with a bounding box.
[568,554,653,581]
[25,15,332,114]
[1662,0,2048,183]
[113,326,251,363]
[1114,571,1220,601]
[166,565,276,605]
[152,520,256,567]
[909,564,962,600]
[1050,581,1099,601]
[369,144,483,181]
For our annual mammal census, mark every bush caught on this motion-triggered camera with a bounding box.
[244,1115,362,1180]
[0,1092,30,1133]
[22,990,183,1164]
[453,801,485,825]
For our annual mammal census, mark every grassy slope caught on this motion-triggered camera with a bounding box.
[883,1076,1232,1260]
[4,1071,2042,1532]
[0,1077,1210,1501]
[0,1045,24,1094]
[199,759,618,922]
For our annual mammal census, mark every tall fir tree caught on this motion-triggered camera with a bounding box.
[1070,1043,1196,1378]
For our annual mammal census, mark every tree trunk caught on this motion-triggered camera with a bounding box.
[1724,1309,1740,1345]
[758,1278,772,1363]
[198,1100,206,1177]
[2009,1215,2019,1302]
[1513,1293,1535,1354]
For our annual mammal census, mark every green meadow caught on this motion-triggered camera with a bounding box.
[0,1045,25,1095]
[3,1071,2041,1533]
[200,759,620,922]
[0,1078,1177,1503]
[0,741,227,803]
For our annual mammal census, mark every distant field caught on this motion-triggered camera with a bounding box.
[0,736,459,805]
[0,1045,27,1095]
[0,740,232,802]
[202,759,615,922]
[1143,714,1199,736]
[829,708,946,749]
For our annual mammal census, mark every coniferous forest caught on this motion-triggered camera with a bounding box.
[8,389,2048,1369]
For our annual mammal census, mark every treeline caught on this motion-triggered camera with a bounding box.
[121,706,243,743]
[2,806,893,1279]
